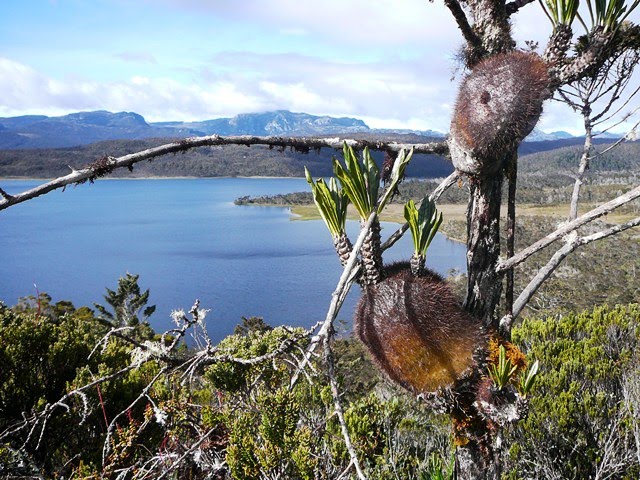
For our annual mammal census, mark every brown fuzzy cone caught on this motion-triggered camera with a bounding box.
[355,262,485,393]
[360,219,382,285]
[333,233,353,266]
[450,51,550,175]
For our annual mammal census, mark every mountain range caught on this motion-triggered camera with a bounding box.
[0,110,613,150]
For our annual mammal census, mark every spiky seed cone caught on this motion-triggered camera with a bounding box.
[333,232,353,266]
[360,219,382,285]
[410,253,425,277]
[450,51,550,176]
[355,262,485,393]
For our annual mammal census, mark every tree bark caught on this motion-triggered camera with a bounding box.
[454,151,513,480]
[463,168,506,329]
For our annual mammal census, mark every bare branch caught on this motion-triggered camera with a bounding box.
[324,334,368,480]
[155,426,219,480]
[444,0,483,52]
[102,366,169,463]
[0,135,449,212]
[289,212,377,387]
[0,187,13,201]
[497,184,640,272]
[500,215,640,332]
[569,119,593,220]
[505,0,536,15]
[505,158,517,318]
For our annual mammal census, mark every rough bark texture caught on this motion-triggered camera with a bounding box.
[409,252,425,277]
[463,172,505,329]
[450,52,548,176]
[360,219,383,285]
[333,233,353,267]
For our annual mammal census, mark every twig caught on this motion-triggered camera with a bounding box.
[0,135,449,212]
[103,366,170,463]
[497,184,640,272]
[155,426,219,480]
[569,117,593,221]
[505,0,536,14]
[505,156,517,321]
[324,333,367,480]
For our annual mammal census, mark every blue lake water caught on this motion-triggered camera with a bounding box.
[0,178,467,341]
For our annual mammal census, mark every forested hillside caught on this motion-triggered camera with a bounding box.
[2,134,637,180]
[0,134,453,179]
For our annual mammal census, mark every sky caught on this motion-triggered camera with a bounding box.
[1,0,639,135]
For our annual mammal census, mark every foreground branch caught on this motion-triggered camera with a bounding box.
[497,184,640,272]
[324,334,368,480]
[290,212,376,387]
[500,215,640,333]
[0,135,449,212]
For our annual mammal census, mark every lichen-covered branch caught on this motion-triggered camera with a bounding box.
[290,212,376,387]
[0,135,449,212]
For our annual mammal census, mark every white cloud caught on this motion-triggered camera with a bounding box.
[153,0,460,47]
[0,53,460,130]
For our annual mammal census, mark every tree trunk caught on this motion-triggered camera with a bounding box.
[455,150,515,479]
[463,170,505,329]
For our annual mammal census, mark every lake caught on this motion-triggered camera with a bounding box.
[0,178,467,341]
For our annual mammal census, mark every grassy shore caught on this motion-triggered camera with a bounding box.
[291,202,638,224]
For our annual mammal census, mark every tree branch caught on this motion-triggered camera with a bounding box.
[324,334,368,480]
[500,215,640,333]
[505,0,536,15]
[444,0,484,52]
[289,212,376,387]
[0,135,449,212]
[497,184,640,272]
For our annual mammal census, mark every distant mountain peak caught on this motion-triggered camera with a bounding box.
[1,109,605,150]
[524,128,575,142]
[152,110,370,137]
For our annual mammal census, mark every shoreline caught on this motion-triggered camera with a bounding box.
[0,175,308,181]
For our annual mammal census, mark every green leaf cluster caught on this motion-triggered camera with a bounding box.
[587,0,640,32]
[307,142,413,239]
[540,0,640,33]
[332,144,380,219]
[305,170,348,237]
[404,197,443,258]
[540,0,580,26]
[488,345,519,390]
[226,387,318,480]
